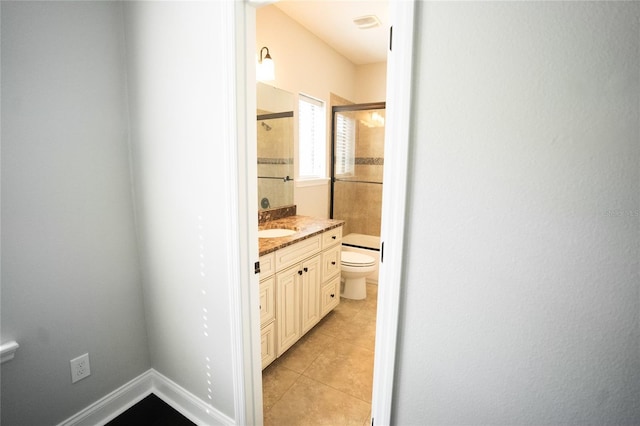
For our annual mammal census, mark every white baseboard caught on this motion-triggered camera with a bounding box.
[57,369,235,426]
[151,370,235,426]
[57,370,154,426]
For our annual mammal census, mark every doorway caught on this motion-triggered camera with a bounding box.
[236,2,416,425]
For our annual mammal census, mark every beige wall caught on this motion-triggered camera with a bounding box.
[355,62,387,104]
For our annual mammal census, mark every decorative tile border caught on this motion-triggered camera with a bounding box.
[258,157,293,165]
[354,157,384,165]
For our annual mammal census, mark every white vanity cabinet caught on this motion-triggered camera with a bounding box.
[259,225,343,368]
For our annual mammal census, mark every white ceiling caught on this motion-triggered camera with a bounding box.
[273,0,389,65]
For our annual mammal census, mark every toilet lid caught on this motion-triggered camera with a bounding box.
[341,251,376,266]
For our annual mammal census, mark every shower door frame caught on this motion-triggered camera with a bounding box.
[330,102,386,222]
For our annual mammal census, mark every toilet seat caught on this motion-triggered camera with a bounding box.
[341,251,375,267]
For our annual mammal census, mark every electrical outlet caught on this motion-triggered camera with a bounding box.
[70,353,91,383]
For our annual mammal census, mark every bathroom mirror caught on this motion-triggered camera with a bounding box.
[257,82,294,210]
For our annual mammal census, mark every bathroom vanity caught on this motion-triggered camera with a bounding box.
[258,215,343,369]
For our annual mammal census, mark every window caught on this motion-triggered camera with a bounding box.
[298,94,326,179]
[334,112,356,176]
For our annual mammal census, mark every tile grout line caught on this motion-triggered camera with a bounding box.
[262,362,301,417]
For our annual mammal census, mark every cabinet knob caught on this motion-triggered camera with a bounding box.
[330,293,335,298]
[331,261,336,265]
[298,270,303,275]
[303,267,308,272]
[332,235,337,239]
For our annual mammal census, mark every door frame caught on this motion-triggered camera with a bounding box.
[232,1,415,424]
[371,2,416,423]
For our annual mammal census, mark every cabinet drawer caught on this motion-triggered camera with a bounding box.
[261,321,276,369]
[275,235,321,271]
[321,275,340,317]
[322,226,343,248]
[321,245,341,281]
[259,276,275,327]
[259,252,275,278]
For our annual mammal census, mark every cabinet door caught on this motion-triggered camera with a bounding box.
[261,322,276,369]
[276,266,300,356]
[300,255,322,334]
[321,275,341,317]
[259,276,275,328]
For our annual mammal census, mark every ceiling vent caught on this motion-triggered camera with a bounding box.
[353,15,381,30]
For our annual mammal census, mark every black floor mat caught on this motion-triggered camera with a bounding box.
[106,393,196,426]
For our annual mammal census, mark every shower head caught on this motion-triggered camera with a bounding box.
[261,122,272,131]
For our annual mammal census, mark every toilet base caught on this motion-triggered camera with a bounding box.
[341,276,367,300]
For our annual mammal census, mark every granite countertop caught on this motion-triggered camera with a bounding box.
[258,215,344,256]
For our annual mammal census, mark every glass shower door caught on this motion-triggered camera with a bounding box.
[331,103,385,237]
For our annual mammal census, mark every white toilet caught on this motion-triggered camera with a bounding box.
[340,251,376,300]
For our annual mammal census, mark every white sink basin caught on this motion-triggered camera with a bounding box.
[258,228,297,238]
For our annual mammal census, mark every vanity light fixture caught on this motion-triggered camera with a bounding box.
[257,46,275,81]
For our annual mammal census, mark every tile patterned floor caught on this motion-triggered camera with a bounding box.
[262,283,377,426]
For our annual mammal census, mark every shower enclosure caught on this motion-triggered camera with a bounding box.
[331,102,386,237]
